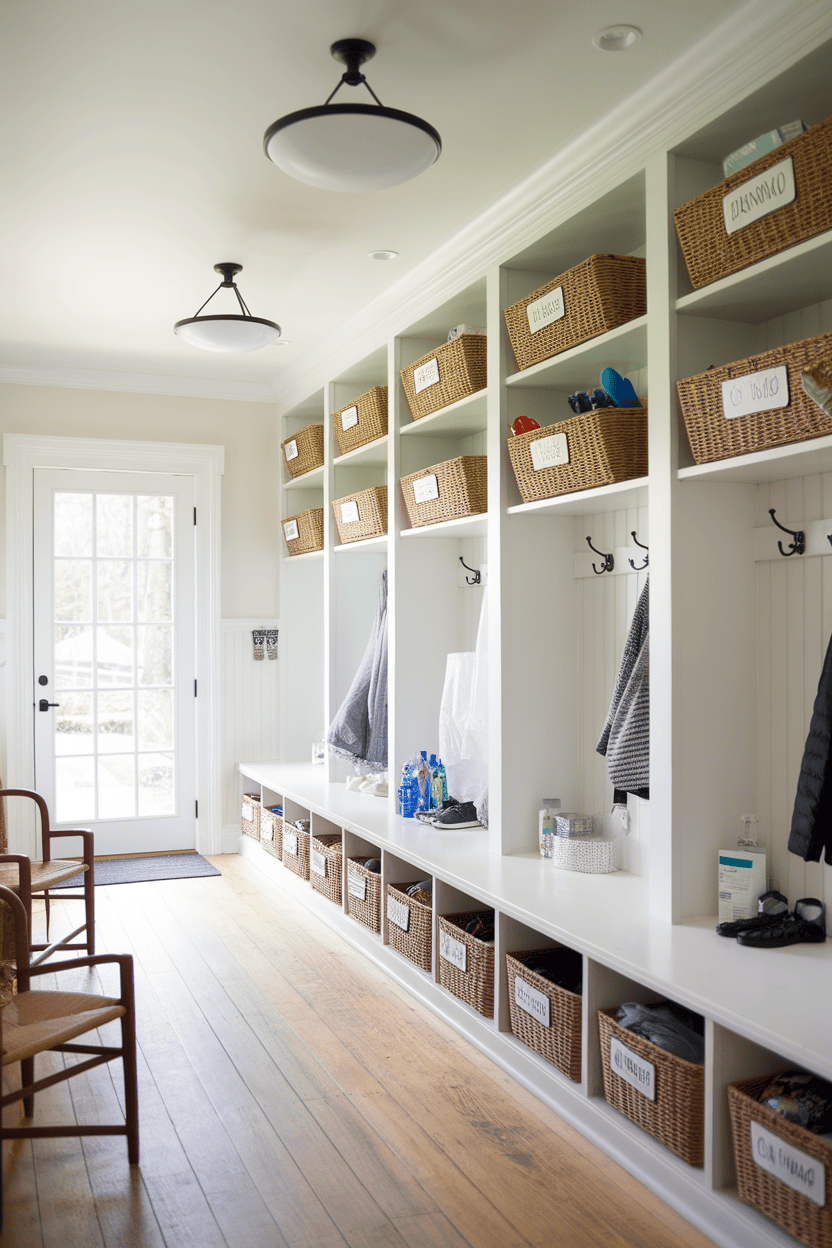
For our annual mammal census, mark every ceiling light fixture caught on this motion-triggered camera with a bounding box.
[174,263,281,352]
[592,25,642,51]
[369,250,399,261]
[263,38,441,193]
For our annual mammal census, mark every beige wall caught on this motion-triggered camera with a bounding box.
[0,383,280,618]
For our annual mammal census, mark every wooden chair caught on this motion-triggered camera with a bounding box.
[0,787,95,964]
[0,884,138,1229]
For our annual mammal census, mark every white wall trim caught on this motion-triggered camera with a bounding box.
[0,366,277,405]
[3,433,225,855]
[221,824,242,854]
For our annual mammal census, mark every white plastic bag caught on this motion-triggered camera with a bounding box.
[439,588,488,803]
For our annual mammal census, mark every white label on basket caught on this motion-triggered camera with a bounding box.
[750,1121,825,1207]
[440,929,467,972]
[530,432,570,470]
[284,439,298,462]
[388,896,410,932]
[721,365,789,419]
[514,976,551,1027]
[341,405,359,431]
[311,848,326,877]
[414,474,440,504]
[262,820,273,842]
[284,830,298,857]
[340,500,360,525]
[610,1037,655,1101]
[722,156,796,235]
[242,798,253,818]
[348,867,367,901]
[283,519,299,541]
[414,358,440,393]
[526,286,565,334]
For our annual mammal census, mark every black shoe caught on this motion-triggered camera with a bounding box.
[415,798,458,824]
[430,801,481,829]
[716,889,788,937]
[737,898,827,948]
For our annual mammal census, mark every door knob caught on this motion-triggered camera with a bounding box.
[38,699,60,711]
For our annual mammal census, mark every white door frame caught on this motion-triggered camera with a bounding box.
[4,433,224,856]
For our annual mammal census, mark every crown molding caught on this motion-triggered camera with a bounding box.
[0,365,277,405]
[271,0,832,412]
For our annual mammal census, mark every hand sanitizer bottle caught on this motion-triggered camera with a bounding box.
[539,797,561,858]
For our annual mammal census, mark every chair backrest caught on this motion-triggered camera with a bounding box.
[0,885,30,988]
[0,788,51,861]
[0,780,6,854]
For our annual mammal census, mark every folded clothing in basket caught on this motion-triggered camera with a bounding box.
[760,1070,832,1141]
[524,948,583,995]
[616,1001,705,1064]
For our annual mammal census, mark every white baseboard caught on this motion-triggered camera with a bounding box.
[221,824,242,854]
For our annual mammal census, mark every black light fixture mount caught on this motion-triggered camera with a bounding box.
[174,262,281,353]
[263,38,442,193]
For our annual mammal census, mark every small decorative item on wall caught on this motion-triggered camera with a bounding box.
[251,629,279,661]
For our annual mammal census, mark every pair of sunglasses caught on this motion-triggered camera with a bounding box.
[567,388,616,414]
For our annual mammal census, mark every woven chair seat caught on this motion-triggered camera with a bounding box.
[0,859,87,893]
[2,988,123,1063]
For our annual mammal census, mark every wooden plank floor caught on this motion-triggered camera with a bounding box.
[2,855,716,1248]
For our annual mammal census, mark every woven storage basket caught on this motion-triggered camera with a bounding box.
[281,424,324,479]
[283,508,324,556]
[333,386,388,455]
[551,836,617,874]
[260,806,283,859]
[310,834,343,905]
[508,408,647,502]
[241,793,260,840]
[282,822,310,880]
[674,117,832,290]
[678,331,832,465]
[438,910,495,1018]
[386,883,432,973]
[347,859,382,932]
[400,456,487,528]
[728,1074,832,1248]
[332,487,387,544]
[504,255,646,372]
[506,949,582,1082]
[598,1007,705,1166]
[400,334,487,420]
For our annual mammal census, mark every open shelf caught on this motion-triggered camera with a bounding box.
[677,436,832,484]
[334,435,389,468]
[508,477,649,517]
[400,513,488,539]
[284,464,324,489]
[334,535,388,552]
[505,317,648,391]
[400,388,488,436]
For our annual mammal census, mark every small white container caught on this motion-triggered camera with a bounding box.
[551,835,617,874]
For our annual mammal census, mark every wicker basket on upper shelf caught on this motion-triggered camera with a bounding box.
[282,508,324,556]
[503,254,646,373]
[333,386,388,455]
[677,330,832,465]
[281,424,324,479]
[400,456,487,528]
[332,487,387,544]
[508,408,647,502]
[400,334,487,420]
[674,117,832,290]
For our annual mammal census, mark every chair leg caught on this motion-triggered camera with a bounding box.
[84,874,95,956]
[21,1057,34,1118]
[121,982,139,1164]
[43,890,51,942]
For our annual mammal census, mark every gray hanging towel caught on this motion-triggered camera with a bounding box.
[327,571,388,773]
[597,578,649,799]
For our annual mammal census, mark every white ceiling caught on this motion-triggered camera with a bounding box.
[1,0,758,396]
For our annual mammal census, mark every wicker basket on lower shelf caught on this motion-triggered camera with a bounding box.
[728,1073,832,1248]
[281,424,324,479]
[282,822,310,879]
[677,331,832,465]
[333,386,388,455]
[438,910,495,1018]
[310,834,343,905]
[347,859,382,932]
[332,487,387,544]
[386,883,432,972]
[241,793,261,840]
[598,1007,704,1167]
[283,508,324,556]
[400,456,487,528]
[506,950,582,1082]
[400,334,487,420]
[259,806,283,859]
[508,409,647,502]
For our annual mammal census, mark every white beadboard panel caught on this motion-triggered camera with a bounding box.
[575,506,648,876]
[756,476,832,928]
[221,618,280,830]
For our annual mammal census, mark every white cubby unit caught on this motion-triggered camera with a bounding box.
[252,35,832,1248]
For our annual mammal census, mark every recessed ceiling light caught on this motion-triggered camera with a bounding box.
[369,250,399,261]
[592,25,642,51]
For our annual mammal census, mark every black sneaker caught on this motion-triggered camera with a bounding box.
[716,889,788,937]
[430,801,481,829]
[737,898,827,948]
[415,798,458,824]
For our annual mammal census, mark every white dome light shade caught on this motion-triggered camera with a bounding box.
[174,315,281,352]
[264,104,441,193]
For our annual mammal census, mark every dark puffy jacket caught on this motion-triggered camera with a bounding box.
[789,630,832,863]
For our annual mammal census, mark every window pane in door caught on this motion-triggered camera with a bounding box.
[96,494,133,557]
[138,689,173,750]
[137,561,172,621]
[55,692,93,756]
[55,559,92,622]
[137,626,172,686]
[96,625,134,687]
[54,493,92,557]
[138,753,174,815]
[137,496,172,558]
[56,756,95,822]
[98,691,135,754]
[97,560,133,622]
[98,755,135,818]
[55,625,93,689]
